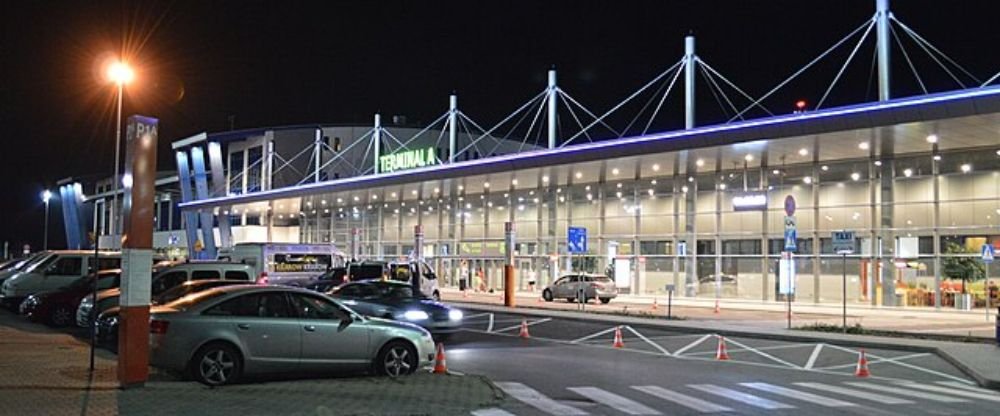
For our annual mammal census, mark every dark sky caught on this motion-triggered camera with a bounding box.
[1,0,997,253]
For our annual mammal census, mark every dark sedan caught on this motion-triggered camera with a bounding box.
[20,270,121,327]
[327,280,462,338]
[96,279,248,348]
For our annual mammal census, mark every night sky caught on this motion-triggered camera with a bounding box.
[1,1,997,253]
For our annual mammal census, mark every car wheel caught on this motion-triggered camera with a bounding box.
[599,298,611,304]
[190,343,243,386]
[48,304,73,327]
[542,289,553,302]
[376,340,417,377]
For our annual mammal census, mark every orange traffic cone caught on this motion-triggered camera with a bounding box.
[612,326,625,348]
[433,343,448,374]
[651,298,659,311]
[854,349,871,378]
[519,319,531,339]
[714,299,721,314]
[715,335,730,360]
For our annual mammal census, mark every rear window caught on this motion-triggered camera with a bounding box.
[350,264,383,279]
[224,270,250,281]
[191,270,221,280]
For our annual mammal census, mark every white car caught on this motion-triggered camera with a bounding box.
[1,251,122,309]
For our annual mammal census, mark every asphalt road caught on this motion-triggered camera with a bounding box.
[450,309,999,416]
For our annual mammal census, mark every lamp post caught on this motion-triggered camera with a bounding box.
[107,61,134,240]
[42,190,52,251]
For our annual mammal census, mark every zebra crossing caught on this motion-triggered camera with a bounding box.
[476,379,998,415]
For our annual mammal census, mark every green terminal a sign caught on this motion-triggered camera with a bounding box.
[379,147,437,173]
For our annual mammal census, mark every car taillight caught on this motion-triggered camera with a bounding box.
[257,271,268,285]
[150,320,170,335]
[590,283,600,288]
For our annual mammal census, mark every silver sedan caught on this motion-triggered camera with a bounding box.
[148,285,436,386]
[542,274,618,304]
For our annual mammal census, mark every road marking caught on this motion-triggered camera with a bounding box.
[794,382,914,404]
[495,382,588,415]
[824,344,971,384]
[804,343,824,369]
[935,380,996,392]
[723,337,801,369]
[567,387,661,415]
[493,318,553,333]
[471,408,517,416]
[487,314,495,332]
[894,382,1000,402]
[631,385,732,413]
[740,382,855,407]
[687,384,795,409]
[685,343,813,357]
[845,382,969,403]
[672,334,713,356]
[817,352,930,371]
[624,326,671,356]
[569,326,620,343]
[464,312,493,319]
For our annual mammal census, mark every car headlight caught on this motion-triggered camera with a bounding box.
[402,310,429,321]
[448,309,463,321]
[80,296,93,307]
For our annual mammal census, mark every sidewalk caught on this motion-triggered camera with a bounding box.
[445,290,1000,389]
[0,310,503,416]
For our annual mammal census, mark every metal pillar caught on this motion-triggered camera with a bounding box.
[547,69,557,149]
[207,142,232,250]
[504,222,516,307]
[876,0,891,101]
[448,95,457,163]
[373,114,382,174]
[314,128,322,182]
[685,35,696,129]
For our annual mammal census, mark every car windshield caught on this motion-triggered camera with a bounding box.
[376,284,415,299]
[23,253,57,273]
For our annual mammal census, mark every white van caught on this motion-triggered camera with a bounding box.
[1,251,123,308]
[218,243,346,287]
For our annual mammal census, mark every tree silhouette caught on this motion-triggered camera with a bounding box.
[941,241,986,294]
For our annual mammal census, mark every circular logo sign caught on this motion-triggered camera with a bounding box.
[784,195,796,216]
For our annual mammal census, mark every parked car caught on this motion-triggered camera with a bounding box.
[148,285,436,386]
[327,280,462,337]
[76,261,255,328]
[218,242,346,286]
[1,251,124,308]
[346,259,441,300]
[542,273,617,304]
[0,252,48,285]
[304,267,348,293]
[19,270,121,327]
[96,279,249,348]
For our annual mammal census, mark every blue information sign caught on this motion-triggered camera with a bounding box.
[983,244,995,264]
[783,216,797,252]
[568,227,588,254]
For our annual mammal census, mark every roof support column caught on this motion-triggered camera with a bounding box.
[373,113,382,174]
[685,35,696,129]
[448,95,457,163]
[876,0,891,101]
[547,69,557,149]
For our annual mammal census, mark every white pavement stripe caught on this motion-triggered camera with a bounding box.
[495,382,588,416]
[487,314,495,332]
[631,385,733,413]
[804,343,824,369]
[672,334,713,356]
[817,352,931,371]
[846,382,969,403]
[740,382,855,407]
[723,338,801,369]
[687,384,795,409]
[895,382,1000,402]
[824,344,971,384]
[794,382,914,405]
[494,318,553,333]
[935,381,996,393]
[570,326,619,343]
[624,326,672,356]
[471,409,518,416]
[567,387,662,415]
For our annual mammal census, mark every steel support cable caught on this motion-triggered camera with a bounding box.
[893,19,966,88]
[392,111,450,151]
[890,23,928,94]
[641,62,686,135]
[983,71,1000,87]
[455,90,547,156]
[558,93,595,143]
[456,112,503,156]
[729,17,876,122]
[892,15,982,85]
[296,131,373,185]
[270,144,314,177]
[483,96,545,156]
[360,136,375,175]
[697,58,775,117]
[619,67,676,137]
[520,94,550,151]
[561,58,685,147]
[556,89,622,137]
[458,114,489,159]
[863,45,878,101]
[698,63,740,121]
[817,20,876,110]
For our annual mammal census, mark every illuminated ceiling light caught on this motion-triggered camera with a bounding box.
[353,196,360,201]
[518,205,525,211]
[533,198,539,203]
[926,134,938,144]
[650,179,657,185]
[558,196,566,202]
[585,185,591,191]
[851,172,861,181]
[681,185,689,193]
[324,209,330,213]
[858,142,870,150]
[903,168,913,177]
[556,188,562,193]
[512,179,518,186]
[648,189,655,196]
[719,183,727,190]
[744,154,754,162]
[321,200,327,205]
[611,168,620,175]
[483,182,490,188]
[961,163,972,173]
[798,148,808,156]
[772,169,781,175]
[933,154,942,161]
[616,183,622,188]
[575,171,583,179]
[688,177,694,182]
[542,175,549,182]
[458,185,464,191]
[411,190,418,195]
[433,188,440,193]
[695,159,705,167]
[821,165,829,171]
[996,150,1000,156]
[586,193,593,200]
[652,164,660,171]
[529,190,534,195]
[616,191,623,198]
[803,176,813,184]
[874,160,882,166]
[390,193,396,198]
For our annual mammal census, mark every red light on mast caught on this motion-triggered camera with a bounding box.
[795,100,807,110]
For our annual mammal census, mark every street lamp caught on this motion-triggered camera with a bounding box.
[42,190,53,251]
[106,61,134,239]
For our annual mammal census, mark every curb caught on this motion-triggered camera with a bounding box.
[455,302,1000,390]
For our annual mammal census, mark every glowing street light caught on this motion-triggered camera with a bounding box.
[41,190,53,251]
[106,60,135,239]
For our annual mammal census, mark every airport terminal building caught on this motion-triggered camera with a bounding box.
[154,87,1000,311]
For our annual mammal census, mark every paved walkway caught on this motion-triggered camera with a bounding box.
[0,310,503,416]
[443,288,999,339]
